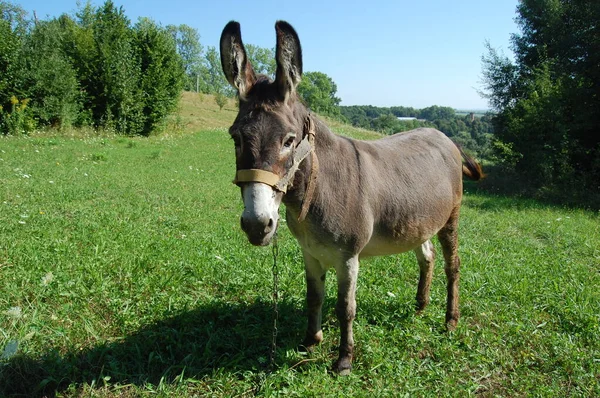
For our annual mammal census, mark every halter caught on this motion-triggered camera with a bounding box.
[233,115,318,222]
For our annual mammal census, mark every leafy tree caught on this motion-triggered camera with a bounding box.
[419,105,455,121]
[245,44,276,78]
[135,18,184,135]
[371,114,399,133]
[214,92,227,110]
[93,0,144,134]
[22,17,81,128]
[297,71,342,117]
[62,3,100,126]
[167,24,203,91]
[481,0,600,186]
[202,45,233,97]
[390,106,418,118]
[0,1,29,133]
[1,0,185,135]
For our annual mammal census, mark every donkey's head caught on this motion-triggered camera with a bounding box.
[220,21,307,246]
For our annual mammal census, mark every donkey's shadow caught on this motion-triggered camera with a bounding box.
[1,299,309,397]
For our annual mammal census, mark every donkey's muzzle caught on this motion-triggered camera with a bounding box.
[240,213,275,246]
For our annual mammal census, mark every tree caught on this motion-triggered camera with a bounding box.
[419,105,455,121]
[202,45,233,96]
[135,18,184,135]
[22,17,81,128]
[93,1,144,134]
[297,71,341,117]
[1,0,184,135]
[245,44,276,78]
[214,92,227,110]
[167,24,203,91]
[0,1,29,133]
[481,0,600,186]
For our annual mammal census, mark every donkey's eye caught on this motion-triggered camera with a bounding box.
[283,135,296,148]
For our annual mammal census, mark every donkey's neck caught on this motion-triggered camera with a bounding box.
[282,111,340,218]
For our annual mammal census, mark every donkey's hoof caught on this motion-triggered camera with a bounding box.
[298,344,315,354]
[299,333,322,354]
[446,319,458,331]
[333,358,352,375]
[416,300,429,314]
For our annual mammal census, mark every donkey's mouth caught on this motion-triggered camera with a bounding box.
[245,220,278,246]
[247,234,273,247]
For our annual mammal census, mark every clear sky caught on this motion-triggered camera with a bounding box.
[22,0,519,110]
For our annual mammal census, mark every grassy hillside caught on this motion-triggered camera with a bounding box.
[168,91,383,140]
[0,93,598,397]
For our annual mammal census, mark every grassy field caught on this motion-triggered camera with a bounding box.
[1,94,599,397]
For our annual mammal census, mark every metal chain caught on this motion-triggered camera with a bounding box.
[269,233,279,369]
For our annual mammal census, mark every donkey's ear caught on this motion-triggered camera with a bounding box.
[274,21,302,100]
[220,21,256,99]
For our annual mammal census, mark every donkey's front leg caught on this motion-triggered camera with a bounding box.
[333,255,359,375]
[301,250,326,352]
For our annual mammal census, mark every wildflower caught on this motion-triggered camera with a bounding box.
[10,96,18,105]
[387,292,396,298]
[41,272,54,286]
[5,306,22,319]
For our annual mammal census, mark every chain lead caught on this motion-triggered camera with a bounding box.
[269,233,279,369]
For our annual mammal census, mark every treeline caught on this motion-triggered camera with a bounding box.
[0,0,348,135]
[340,105,494,157]
[482,0,600,193]
[1,1,185,135]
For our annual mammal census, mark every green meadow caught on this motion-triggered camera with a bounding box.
[1,95,598,397]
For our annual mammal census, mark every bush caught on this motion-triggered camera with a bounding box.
[215,92,227,110]
[1,1,185,135]
[0,96,35,135]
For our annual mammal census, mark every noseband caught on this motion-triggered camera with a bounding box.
[233,115,318,222]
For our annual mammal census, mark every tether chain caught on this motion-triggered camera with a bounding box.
[269,233,279,369]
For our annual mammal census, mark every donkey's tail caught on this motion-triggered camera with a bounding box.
[456,144,484,181]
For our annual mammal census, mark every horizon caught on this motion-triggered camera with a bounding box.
[21,0,519,110]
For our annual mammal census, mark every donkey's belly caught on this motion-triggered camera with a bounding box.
[360,233,427,258]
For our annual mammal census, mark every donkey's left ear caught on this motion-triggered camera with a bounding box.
[220,21,256,99]
[274,21,302,101]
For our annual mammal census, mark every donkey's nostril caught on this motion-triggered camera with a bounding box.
[268,218,274,229]
[240,217,247,231]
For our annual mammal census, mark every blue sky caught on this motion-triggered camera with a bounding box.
[22,0,519,110]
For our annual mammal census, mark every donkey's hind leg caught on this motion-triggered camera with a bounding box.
[437,206,461,330]
[414,240,436,313]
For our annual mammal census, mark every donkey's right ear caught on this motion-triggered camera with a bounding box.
[220,21,256,99]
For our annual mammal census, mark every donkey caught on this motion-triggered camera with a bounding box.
[219,20,483,375]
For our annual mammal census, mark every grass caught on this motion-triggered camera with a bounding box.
[0,93,599,397]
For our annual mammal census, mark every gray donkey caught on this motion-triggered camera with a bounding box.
[220,20,483,375]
